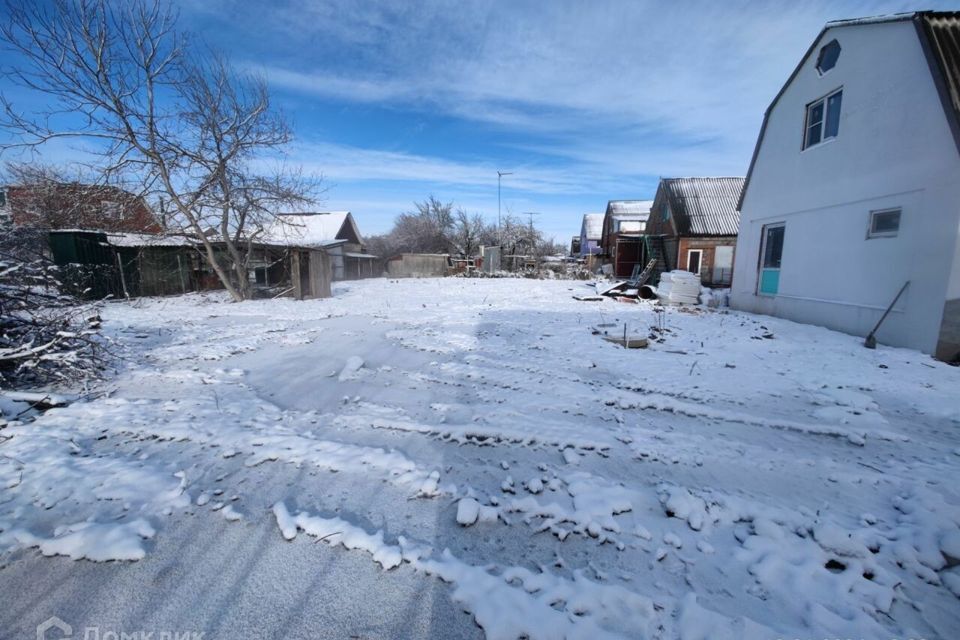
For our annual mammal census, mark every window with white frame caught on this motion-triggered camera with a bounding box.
[868,208,901,238]
[102,200,123,220]
[804,89,842,149]
[687,249,702,275]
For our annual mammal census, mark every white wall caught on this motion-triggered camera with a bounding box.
[732,20,960,354]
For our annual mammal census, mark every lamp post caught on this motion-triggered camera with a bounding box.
[497,170,513,246]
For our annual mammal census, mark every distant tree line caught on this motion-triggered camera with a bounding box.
[366,196,565,259]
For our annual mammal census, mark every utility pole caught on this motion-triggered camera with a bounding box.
[497,170,512,247]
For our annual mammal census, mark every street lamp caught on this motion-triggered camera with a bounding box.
[497,170,513,246]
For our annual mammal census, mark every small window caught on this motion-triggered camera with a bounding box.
[102,200,123,220]
[0,189,7,208]
[804,89,842,149]
[816,40,841,74]
[662,204,671,221]
[868,208,901,238]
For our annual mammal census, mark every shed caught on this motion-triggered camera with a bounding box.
[266,211,378,280]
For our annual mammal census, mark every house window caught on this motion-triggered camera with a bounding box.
[662,204,671,221]
[758,223,785,295]
[102,200,124,220]
[868,208,901,238]
[687,249,702,275]
[804,89,842,149]
[0,189,7,208]
[816,39,841,74]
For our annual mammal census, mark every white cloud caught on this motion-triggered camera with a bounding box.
[235,0,951,180]
[172,1,960,239]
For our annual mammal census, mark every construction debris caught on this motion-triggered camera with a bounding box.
[602,336,649,349]
[656,271,701,304]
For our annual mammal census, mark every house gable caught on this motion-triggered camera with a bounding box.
[336,212,363,245]
[739,11,960,211]
[3,182,159,233]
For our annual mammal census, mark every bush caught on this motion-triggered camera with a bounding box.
[0,229,107,389]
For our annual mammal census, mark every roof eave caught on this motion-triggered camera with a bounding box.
[913,13,960,159]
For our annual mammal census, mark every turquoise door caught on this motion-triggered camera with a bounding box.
[759,224,784,295]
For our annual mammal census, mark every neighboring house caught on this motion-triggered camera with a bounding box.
[0,182,160,233]
[578,213,604,258]
[730,11,960,360]
[267,211,378,280]
[600,200,652,277]
[645,177,743,286]
[48,230,332,300]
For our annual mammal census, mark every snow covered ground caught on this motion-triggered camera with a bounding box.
[2,277,959,640]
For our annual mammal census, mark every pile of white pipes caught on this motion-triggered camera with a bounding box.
[656,270,701,304]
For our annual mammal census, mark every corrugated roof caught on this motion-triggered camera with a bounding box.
[50,229,196,248]
[265,212,360,247]
[657,177,744,236]
[106,232,195,248]
[919,13,960,149]
[581,213,604,240]
[605,200,653,216]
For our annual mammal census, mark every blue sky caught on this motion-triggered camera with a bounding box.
[2,1,954,241]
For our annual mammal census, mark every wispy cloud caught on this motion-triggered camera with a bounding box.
[231,0,947,174]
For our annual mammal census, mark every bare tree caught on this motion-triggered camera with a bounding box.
[452,208,489,258]
[0,0,318,301]
[390,196,455,254]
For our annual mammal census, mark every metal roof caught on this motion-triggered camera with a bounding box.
[581,213,604,240]
[739,11,960,210]
[105,232,196,248]
[655,177,744,237]
[920,13,960,150]
[605,200,653,216]
[265,212,362,247]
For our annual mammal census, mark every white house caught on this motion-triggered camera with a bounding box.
[731,11,960,361]
[579,213,604,258]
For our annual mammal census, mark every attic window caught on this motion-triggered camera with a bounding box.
[102,200,123,220]
[816,40,841,74]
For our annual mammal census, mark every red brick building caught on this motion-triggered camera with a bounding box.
[645,177,744,286]
[0,182,160,233]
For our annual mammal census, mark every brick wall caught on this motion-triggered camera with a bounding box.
[5,183,160,233]
[677,237,737,286]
